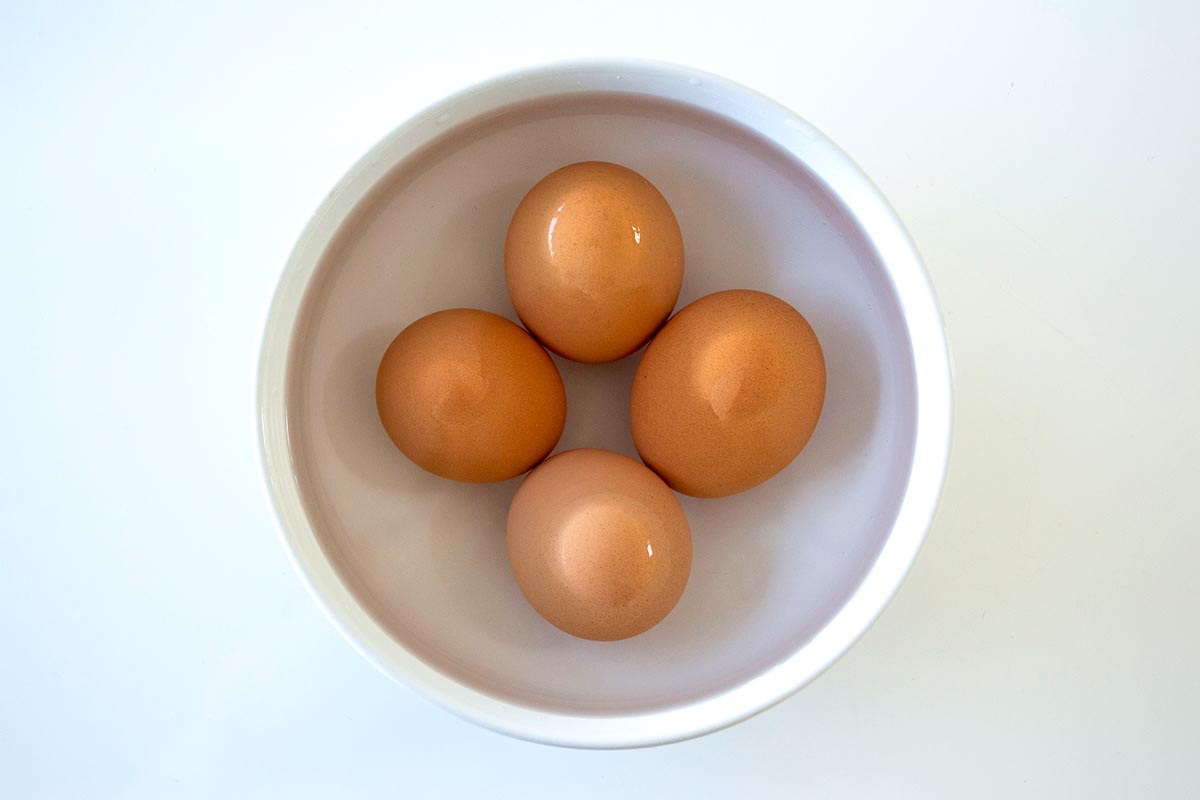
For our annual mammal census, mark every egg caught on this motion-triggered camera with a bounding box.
[506,449,692,641]
[504,161,685,363]
[375,308,566,483]
[630,290,826,498]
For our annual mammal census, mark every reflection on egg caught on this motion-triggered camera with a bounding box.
[506,449,692,641]
[505,161,684,363]
[630,290,826,498]
[375,308,566,483]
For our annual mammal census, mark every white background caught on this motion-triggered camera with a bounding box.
[3,1,1197,796]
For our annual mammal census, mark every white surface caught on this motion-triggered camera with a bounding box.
[2,0,1196,795]
[258,62,949,746]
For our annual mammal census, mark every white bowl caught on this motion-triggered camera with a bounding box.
[257,60,952,748]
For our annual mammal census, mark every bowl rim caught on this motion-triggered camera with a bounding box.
[255,57,953,749]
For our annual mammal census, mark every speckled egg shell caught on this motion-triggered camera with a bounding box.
[505,161,684,363]
[506,449,692,641]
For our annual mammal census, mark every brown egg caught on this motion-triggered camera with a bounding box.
[375,308,566,483]
[630,290,826,498]
[504,161,685,363]
[506,449,692,641]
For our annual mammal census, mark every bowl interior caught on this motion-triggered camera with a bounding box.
[285,91,917,715]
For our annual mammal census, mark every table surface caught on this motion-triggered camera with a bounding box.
[4,1,1197,796]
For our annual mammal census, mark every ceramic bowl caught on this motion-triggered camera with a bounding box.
[257,60,952,748]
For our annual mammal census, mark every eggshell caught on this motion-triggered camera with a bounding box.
[375,308,566,483]
[504,161,684,363]
[630,290,826,498]
[506,449,692,641]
